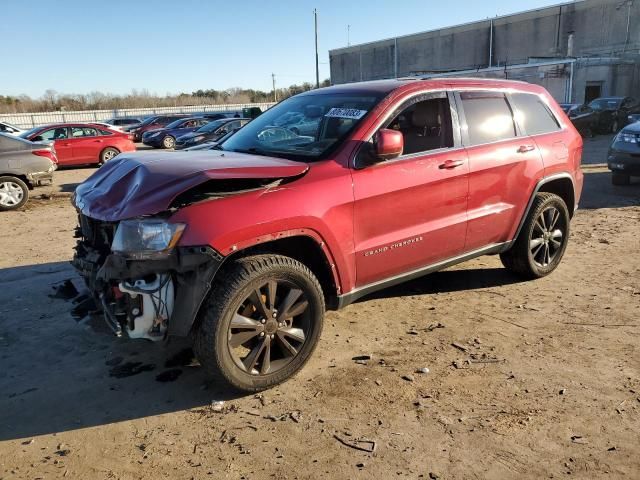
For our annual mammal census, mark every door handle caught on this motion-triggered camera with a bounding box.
[517,145,535,153]
[439,159,465,169]
[93,140,104,143]
[60,143,71,146]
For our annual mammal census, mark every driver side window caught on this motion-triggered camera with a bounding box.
[384,96,454,156]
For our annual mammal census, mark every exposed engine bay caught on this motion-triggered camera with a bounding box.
[72,213,223,341]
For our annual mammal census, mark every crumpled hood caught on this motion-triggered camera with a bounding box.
[74,150,309,221]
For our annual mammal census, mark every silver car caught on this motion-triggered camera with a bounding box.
[0,133,57,211]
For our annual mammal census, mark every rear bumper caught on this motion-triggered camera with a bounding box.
[26,168,55,187]
[608,151,640,175]
[142,137,162,147]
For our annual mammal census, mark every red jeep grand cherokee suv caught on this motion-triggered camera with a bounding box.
[72,78,583,391]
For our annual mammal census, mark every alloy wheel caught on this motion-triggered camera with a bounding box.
[103,149,118,161]
[228,280,310,376]
[0,181,24,207]
[529,206,564,267]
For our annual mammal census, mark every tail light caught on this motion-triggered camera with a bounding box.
[32,149,58,164]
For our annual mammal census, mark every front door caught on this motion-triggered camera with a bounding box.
[69,126,101,164]
[32,127,73,165]
[352,92,469,287]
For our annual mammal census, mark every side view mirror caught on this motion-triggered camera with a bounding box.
[32,135,44,142]
[375,129,403,161]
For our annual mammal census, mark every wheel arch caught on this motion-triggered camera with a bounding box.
[0,173,32,189]
[511,173,575,242]
[222,235,341,310]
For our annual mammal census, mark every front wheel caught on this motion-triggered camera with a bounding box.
[500,192,570,279]
[0,176,29,211]
[162,135,176,149]
[194,254,325,392]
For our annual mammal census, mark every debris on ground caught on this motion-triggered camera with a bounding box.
[333,434,376,453]
[426,322,445,332]
[416,367,430,374]
[451,342,469,352]
[402,374,415,382]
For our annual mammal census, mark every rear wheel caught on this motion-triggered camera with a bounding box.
[611,119,619,133]
[194,254,325,392]
[99,147,120,165]
[500,192,570,279]
[0,176,29,211]
[162,136,176,149]
[611,172,631,185]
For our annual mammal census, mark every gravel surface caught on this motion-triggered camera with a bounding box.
[0,141,639,479]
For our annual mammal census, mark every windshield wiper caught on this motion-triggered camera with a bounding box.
[231,147,290,159]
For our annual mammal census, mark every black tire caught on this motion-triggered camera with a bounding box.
[500,192,570,279]
[100,147,120,165]
[0,176,29,211]
[611,172,631,186]
[193,254,325,392]
[611,119,619,133]
[162,136,176,149]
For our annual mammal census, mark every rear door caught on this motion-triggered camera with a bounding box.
[454,90,544,251]
[68,126,102,164]
[352,91,469,286]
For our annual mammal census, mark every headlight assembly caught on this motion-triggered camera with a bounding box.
[111,219,186,258]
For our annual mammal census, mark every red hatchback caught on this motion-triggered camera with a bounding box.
[20,123,136,166]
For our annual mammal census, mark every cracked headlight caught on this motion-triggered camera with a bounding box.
[112,219,186,258]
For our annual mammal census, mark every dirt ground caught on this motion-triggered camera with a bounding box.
[1,137,639,479]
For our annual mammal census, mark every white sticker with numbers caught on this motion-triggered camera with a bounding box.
[324,108,368,120]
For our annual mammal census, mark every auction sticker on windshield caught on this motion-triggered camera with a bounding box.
[325,108,368,120]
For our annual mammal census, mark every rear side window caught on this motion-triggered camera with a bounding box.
[459,91,516,145]
[510,93,560,135]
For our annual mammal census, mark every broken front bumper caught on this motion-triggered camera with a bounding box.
[72,241,224,339]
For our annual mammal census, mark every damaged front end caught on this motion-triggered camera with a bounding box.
[72,213,223,341]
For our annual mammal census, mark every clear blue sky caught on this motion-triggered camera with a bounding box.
[2,0,564,98]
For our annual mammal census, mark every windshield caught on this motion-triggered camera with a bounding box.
[19,127,42,138]
[589,98,621,110]
[219,92,383,161]
[165,118,191,129]
[197,119,227,133]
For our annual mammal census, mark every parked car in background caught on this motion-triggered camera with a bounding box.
[20,123,135,166]
[560,103,599,138]
[628,113,640,124]
[0,121,24,136]
[105,117,144,129]
[72,78,583,392]
[588,96,640,133]
[607,120,640,185]
[242,106,263,119]
[128,114,189,142]
[142,117,210,149]
[175,118,250,150]
[0,133,57,211]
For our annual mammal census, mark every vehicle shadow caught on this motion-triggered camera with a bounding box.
[358,266,525,303]
[579,169,640,210]
[59,183,81,193]
[0,262,244,442]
